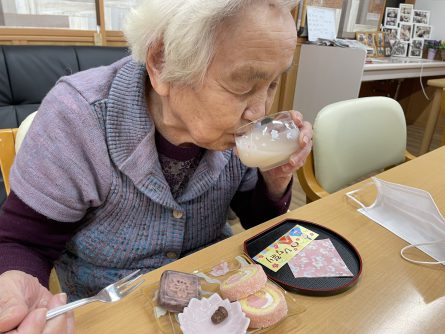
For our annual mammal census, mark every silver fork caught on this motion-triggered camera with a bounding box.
[46,269,145,320]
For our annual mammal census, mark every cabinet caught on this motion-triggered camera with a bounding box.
[291,44,366,123]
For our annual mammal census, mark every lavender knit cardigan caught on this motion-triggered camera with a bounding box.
[10,57,258,298]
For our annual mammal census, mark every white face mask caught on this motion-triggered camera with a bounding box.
[346,177,445,265]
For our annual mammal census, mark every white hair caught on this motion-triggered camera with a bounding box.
[124,0,297,85]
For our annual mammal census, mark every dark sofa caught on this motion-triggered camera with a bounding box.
[0,45,130,204]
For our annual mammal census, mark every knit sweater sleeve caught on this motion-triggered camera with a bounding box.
[9,80,112,222]
[0,191,79,287]
[231,173,292,229]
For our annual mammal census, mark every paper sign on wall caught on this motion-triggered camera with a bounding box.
[306,6,337,42]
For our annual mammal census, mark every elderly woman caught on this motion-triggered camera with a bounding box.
[0,0,311,333]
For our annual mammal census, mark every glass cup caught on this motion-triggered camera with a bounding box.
[235,111,300,171]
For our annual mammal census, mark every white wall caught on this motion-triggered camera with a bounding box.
[415,0,445,40]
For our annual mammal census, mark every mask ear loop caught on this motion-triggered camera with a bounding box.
[345,182,374,210]
[401,240,445,265]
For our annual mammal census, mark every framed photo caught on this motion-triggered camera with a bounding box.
[374,31,384,47]
[408,38,424,58]
[355,32,377,57]
[382,26,399,45]
[375,46,385,58]
[398,23,412,42]
[413,10,430,24]
[383,33,392,57]
[399,4,414,23]
[384,7,399,27]
[392,41,409,57]
[366,32,376,49]
[374,32,385,57]
[413,24,432,39]
[356,32,366,44]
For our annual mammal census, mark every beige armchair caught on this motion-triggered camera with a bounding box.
[297,97,415,203]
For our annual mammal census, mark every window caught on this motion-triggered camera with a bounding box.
[0,0,97,30]
[338,0,386,38]
[104,0,141,31]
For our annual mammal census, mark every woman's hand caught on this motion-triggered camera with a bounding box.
[0,270,74,334]
[260,110,313,199]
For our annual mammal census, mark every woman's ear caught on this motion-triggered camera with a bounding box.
[146,42,170,96]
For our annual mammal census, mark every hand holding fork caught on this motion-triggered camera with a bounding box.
[46,269,144,320]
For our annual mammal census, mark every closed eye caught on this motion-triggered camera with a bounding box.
[225,85,254,97]
[268,81,278,90]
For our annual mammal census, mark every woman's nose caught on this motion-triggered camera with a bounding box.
[242,100,267,122]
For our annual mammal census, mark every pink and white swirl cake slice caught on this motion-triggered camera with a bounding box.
[220,264,267,301]
[238,281,288,329]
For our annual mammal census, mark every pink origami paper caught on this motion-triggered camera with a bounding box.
[288,239,353,278]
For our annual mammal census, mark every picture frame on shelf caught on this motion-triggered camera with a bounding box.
[374,31,385,57]
[366,32,376,49]
[383,32,392,57]
[355,31,377,57]
[392,41,409,57]
[413,24,432,39]
[384,7,399,27]
[375,45,385,58]
[398,23,412,42]
[408,38,424,58]
[399,4,414,24]
[413,10,430,24]
[366,32,377,57]
[356,32,366,43]
[374,31,384,47]
[382,26,399,45]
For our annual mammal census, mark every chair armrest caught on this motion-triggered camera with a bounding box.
[296,153,329,203]
[441,88,445,117]
[442,88,445,145]
[404,150,416,161]
[0,129,17,195]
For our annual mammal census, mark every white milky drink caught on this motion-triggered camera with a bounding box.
[235,112,300,170]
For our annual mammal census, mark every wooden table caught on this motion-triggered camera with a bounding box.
[74,147,445,333]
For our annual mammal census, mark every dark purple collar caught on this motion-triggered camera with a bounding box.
[155,130,203,161]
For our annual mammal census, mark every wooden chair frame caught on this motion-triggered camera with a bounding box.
[297,150,415,203]
[0,129,17,195]
[442,88,445,145]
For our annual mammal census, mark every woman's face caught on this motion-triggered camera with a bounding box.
[159,3,297,151]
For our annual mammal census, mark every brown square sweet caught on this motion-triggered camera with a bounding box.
[158,270,200,312]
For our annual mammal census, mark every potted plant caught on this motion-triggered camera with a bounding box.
[423,39,441,60]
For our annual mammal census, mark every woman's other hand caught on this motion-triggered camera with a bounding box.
[0,270,74,334]
[261,110,312,199]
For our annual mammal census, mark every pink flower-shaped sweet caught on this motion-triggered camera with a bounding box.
[210,262,230,277]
